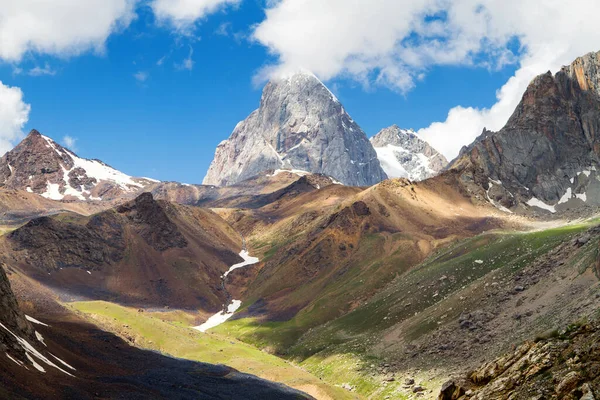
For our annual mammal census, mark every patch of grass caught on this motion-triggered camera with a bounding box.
[68,301,357,400]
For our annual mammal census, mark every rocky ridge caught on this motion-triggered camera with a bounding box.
[451,50,600,214]
[203,71,387,187]
[370,125,448,181]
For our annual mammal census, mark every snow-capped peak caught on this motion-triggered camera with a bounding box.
[0,130,158,201]
[370,125,448,181]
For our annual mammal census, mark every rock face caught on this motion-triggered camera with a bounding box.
[203,71,387,187]
[451,51,600,213]
[0,130,156,201]
[370,125,448,181]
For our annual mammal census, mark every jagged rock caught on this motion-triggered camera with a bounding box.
[438,380,466,400]
[203,71,387,187]
[447,321,600,399]
[370,125,448,181]
[451,50,600,212]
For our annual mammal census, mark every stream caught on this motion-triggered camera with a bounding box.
[193,238,259,333]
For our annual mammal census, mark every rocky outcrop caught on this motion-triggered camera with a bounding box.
[451,51,600,213]
[440,321,600,399]
[370,125,448,181]
[203,71,387,187]
[0,130,156,201]
[116,192,187,251]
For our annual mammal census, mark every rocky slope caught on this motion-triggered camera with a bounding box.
[440,320,600,400]
[0,130,156,201]
[1,192,244,312]
[203,71,387,187]
[370,125,448,181]
[451,50,600,214]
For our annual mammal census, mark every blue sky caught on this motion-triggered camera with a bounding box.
[0,1,597,184]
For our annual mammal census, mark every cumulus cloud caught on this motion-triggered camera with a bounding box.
[0,82,30,155]
[253,0,600,159]
[151,0,241,32]
[0,0,137,62]
[62,135,77,150]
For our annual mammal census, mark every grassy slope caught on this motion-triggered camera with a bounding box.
[211,221,596,399]
[68,301,357,400]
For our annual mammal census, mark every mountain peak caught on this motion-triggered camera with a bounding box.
[0,131,157,201]
[370,125,448,181]
[452,49,600,213]
[203,73,386,186]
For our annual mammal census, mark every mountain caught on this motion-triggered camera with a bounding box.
[0,130,157,201]
[370,125,448,181]
[1,192,244,312]
[451,50,600,214]
[203,71,387,187]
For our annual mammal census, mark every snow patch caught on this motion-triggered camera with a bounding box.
[526,197,556,213]
[6,353,24,367]
[35,331,46,347]
[25,315,49,327]
[40,182,63,200]
[485,181,513,213]
[269,169,310,178]
[194,300,242,333]
[474,260,484,264]
[223,250,260,278]
[49,353,76,371]
[558,188,572,204]
[576,192,587,202]
[372,145,409,179]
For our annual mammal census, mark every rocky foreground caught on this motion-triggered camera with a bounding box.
[439,320,600,400]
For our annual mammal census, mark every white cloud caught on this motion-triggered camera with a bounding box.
[253,0,600,159]
[28,63,56,77]
[0,82,30,155]
[0,0,137,62]
[134,71,149,82]
[175,46,194,71]
[63,135,77,150]
[151,0,241,32]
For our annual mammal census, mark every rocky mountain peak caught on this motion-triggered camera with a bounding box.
[0,130,157,201]
[451,50,600,214]
[203,72,387,187]
[370,125,448,181]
